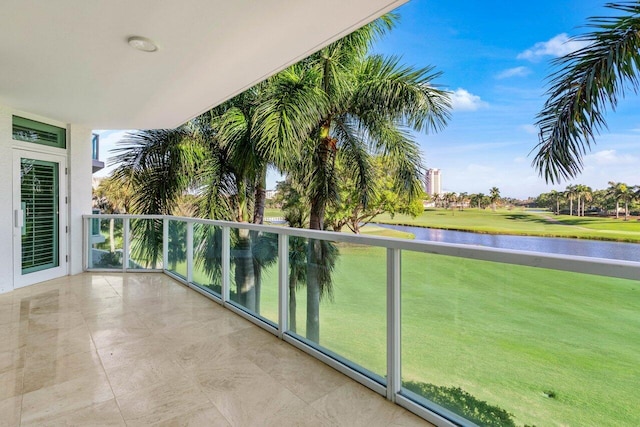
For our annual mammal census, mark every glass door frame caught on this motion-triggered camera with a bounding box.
[12,149,67,288]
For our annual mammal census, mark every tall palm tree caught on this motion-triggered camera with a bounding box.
[533,2,640,182]
[606,181,632,219]
[489,187,500,212]
[565,185,577,216]
[258,15,450,343]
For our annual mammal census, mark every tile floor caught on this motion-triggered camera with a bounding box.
[0,273,431,426]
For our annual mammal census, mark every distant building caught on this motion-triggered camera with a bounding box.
[265,189,277,199]
[425,168,441,196]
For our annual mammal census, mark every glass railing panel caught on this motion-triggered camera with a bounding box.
[229,229,279,325]
[166,220,187,279]
[290,237,387,381]
[128,218,163,269]
[191,223,223,297]
[87,217,123,269]
[400,250,640,427]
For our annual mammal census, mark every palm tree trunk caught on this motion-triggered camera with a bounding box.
[556,198,559,215]
[625,201,629,221]
[616,201,620,219]
[253,166,267,225]
[570,198,573,216]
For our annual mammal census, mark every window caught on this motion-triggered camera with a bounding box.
[12,116,66,149]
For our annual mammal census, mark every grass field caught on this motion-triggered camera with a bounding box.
[260,207,640,242]
[375,208,640,243]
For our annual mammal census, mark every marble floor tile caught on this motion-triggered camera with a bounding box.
[150,406,231,427]
[0,348,26,375]
[0,368,23,401]
[0,272,434,426]
[245,340,349,404]
[104,353,188,398]
[311,381,407,426]
[0,396,22,427]
[22,349,103,394]
[20,370,114,424]
[20,399,126,427]
[116,377,212,426]
[96,333,175,371]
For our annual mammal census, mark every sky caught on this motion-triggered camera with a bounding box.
[96,0,640,199]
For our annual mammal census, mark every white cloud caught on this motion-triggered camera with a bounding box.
[450,88,488,112]
[513,156,527,164]
[496,66,531,79]
[517,33,589,61]
[584,149,637,166]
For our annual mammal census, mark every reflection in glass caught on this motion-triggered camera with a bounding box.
[88,218,123,269]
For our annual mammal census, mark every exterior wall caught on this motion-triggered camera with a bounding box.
[0,104,92,294]
[68,125,92,275]
[0,106,14,294]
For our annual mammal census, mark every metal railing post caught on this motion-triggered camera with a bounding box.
[162,217,169,270]
[123,217,130,272]
[387,248,401,402]
[186,221,194,283]
[278,233,289,339]
[221,226,231,304]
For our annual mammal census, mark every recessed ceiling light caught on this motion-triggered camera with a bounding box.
[127,36,158,53]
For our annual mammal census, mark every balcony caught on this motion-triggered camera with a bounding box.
[81,214,640,426]
[91,133,105,173]
[0,272,426,425]
[12,213,639,426]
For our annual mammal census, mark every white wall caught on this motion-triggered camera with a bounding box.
[68,125,92,275]
[0,106,14,294]
[0,104,93,294]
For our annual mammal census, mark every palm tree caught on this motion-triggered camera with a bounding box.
[257,15,450,343]
[533,2,640,182]
[489,187,500,212]
[565,185,577,216]
[112,89,274,308]
[93,175,133,252]
[606,181,633,219]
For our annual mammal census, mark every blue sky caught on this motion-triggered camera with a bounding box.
[97,0,640,199]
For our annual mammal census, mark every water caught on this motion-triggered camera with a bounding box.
[377,224,640,262]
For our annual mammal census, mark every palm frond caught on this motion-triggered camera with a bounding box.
[353,55,451,133]
[533,2,640,183]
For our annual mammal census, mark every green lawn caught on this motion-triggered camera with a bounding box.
[377,208,640,242]
[303,245,639,426]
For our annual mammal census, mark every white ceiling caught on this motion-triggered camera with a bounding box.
[0,0,407,129]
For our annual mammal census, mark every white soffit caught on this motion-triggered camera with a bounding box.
[0,0,408,129]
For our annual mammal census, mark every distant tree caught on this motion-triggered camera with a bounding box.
[326,157,424,233]
[607,181,634,220]
[565,185,577,216]
[93,175,133,252]
[489,187,500,211]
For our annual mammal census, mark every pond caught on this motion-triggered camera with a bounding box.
[377,224,640,262]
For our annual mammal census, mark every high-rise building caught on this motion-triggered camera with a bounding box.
[425,168,442,196]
